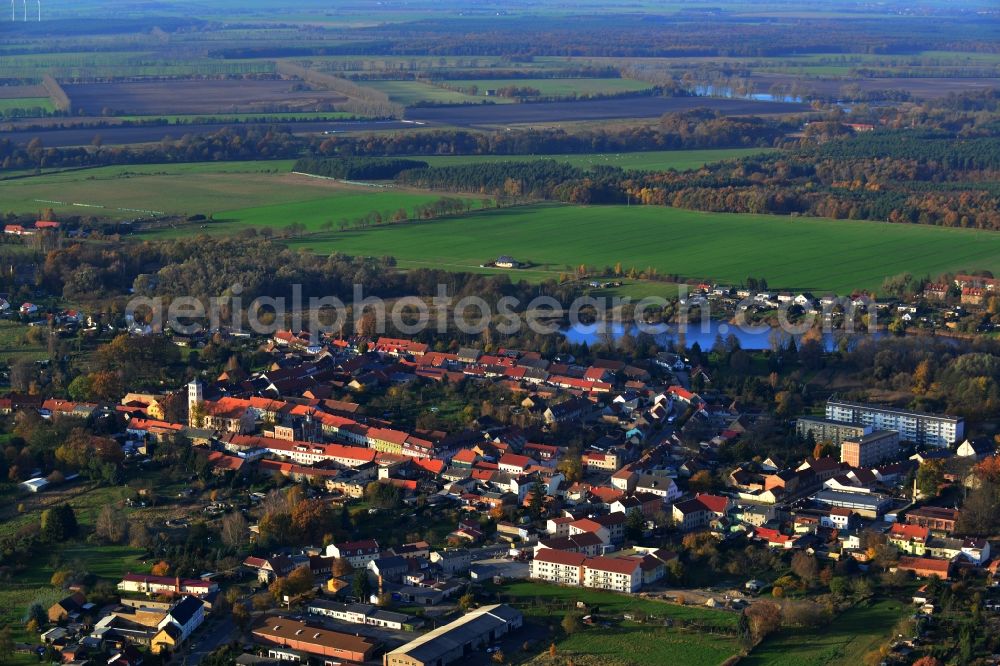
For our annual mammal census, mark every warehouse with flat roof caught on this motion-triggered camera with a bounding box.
[383,604,522,666]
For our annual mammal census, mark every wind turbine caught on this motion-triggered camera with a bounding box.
[11,0,15,22]
[21,0,26,21]
[35,0,39,21]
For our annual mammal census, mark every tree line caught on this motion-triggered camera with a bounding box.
[292,156,428,180]
[394,113,1000,229]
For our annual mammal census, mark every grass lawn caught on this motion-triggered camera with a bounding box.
[0,482,131,539]
[441,77,652,97]
[586,280,681,300]
[283,203,1000,293]
[497,581,739,666]
[741,598,909,666]
[418,148,778,172]
[552,625,738,666]
[498,580,736,628]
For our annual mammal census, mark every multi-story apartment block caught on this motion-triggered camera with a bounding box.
[825,399,963,448]
[582,556,642,593]
[530,550,586,586]
[795,416,868,446]
[840,430,900,467]
[530,550,655,594]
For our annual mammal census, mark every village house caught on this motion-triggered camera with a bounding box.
[569,513,626,545]
[636,474,681,502]
[48,592,91,623]
[325,539,381,568]
[117,573,218,598]
[243,555,295,583]
[889,523,930,556]
[671,494,731,532]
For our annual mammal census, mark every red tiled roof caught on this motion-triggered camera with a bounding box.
[585,556,641,575]
[452,449,479,464]
[499,453,532,469]
[534,549,587,567]
[695,493,730,514]
[411,457,445,475]
[898,556,950,574]
[890,523,929,542]
[753,527,791,544]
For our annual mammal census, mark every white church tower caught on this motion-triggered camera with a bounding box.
[187,380,203,427]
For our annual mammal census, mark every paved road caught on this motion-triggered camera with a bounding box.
[183,615,237,666]
[471,558,530,580]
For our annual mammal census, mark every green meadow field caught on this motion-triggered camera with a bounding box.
[278,203,1000,293]
[741,599,909,666]
[7,161,1000,293]
[0,97,55,114]
[0,161,469,222]
[0,150,762,221]
[361,79,504,105]
[499,581,739,666]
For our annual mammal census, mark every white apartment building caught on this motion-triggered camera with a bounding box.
[826,399,963,448]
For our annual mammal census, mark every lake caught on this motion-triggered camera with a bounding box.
[560,318,883,351]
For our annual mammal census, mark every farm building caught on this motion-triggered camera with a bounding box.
[384,604,522,666]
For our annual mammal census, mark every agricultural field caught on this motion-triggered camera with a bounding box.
[404,96,808,127]
[0,161,301,219]
[359,79,509,106]
[0,119,411,148]
[178,190,486,237]
[279,203,1000,293]
[440,77,652,98]
[0,97,55,113]
[741,599,909,666]
[0,51,276,80]
[418,147,778,171]
[64,79,349,115]
[112,111,361,123]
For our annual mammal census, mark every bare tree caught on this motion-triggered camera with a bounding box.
[95,505,127,544]
[220,511,249,550]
